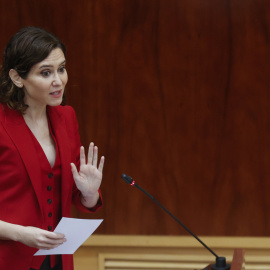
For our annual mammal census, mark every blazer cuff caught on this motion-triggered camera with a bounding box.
[74,190,103,213]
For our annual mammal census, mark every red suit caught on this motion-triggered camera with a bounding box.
[0,104,102,270]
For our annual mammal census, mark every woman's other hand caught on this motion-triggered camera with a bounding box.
[18,226,66,250]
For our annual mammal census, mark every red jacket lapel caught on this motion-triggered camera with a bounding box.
[0,106,44,219]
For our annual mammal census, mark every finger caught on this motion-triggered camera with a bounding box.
[87,142,94,165]
[80,146,86,166]
[71,163,80,179]
[40,240,66,250]
[49,238,67,245]
[41,233,67,245]
[93,146,98,167]
[98,156,105,173]
[46,232,66,239]
[41,237,66,245]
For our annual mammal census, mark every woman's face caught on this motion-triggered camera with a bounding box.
[21,48,68,109]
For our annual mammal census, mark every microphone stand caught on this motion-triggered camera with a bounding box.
[121,174,231,270]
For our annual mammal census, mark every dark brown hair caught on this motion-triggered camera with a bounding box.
[0,26,66,113]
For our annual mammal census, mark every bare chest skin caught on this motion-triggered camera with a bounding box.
[24,117,56,168]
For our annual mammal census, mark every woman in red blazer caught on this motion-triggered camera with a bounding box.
[0,27,105,270]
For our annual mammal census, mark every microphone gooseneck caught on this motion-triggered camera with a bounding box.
[121,173,231,270]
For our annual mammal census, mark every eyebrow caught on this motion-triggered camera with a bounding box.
[39,60,66,69]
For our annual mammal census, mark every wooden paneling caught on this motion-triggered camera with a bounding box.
[73,235,268,270]
[1,0,270,236]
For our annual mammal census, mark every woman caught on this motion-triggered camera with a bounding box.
[0,27,104,270]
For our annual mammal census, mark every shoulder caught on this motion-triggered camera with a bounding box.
[49,105,76,115]
[0,104,23,124]
[47,105,77,121]
[47,105,78,129]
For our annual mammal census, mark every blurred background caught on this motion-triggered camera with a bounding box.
[1,0,270,237]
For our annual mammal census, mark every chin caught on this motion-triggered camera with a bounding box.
[49,99,63,107]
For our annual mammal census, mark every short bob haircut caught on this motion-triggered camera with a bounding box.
[0,26,66,113]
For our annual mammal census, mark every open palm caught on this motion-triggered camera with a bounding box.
[71,142,105,197]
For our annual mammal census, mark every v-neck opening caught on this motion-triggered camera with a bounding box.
[25,118,59,170]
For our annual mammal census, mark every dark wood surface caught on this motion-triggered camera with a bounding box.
[1,0,270,236]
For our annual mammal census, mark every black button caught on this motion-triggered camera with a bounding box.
[48,226,52,231]
[47,186,52,191]
[48,212,52,217]
[48,173,53,178]
[47,199,52,204]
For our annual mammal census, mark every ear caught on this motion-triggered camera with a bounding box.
[9,69,23,88]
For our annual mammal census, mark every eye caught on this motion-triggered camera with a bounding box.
[58,66,66,73]
[41,70,51,77]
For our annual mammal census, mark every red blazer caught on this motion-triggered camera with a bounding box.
[0,105,102,270]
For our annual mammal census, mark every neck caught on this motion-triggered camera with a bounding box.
[23,105,47,122]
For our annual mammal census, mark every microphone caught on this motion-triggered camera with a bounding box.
[121,173,230,270]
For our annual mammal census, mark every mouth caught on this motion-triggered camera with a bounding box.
[50,90,62,96]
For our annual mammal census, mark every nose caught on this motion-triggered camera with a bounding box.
[52,72,62,86]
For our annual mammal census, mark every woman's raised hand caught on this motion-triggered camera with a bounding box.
[71,142,105,208]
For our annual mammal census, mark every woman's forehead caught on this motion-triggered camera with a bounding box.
[37,48,66,68]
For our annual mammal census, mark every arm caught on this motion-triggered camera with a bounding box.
[71,142,105,209]
[0,220,66,249]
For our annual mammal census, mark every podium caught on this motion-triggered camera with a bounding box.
[202,249,245,270]
[74,235,266,270]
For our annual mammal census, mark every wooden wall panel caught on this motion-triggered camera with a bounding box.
[1,0,270,236]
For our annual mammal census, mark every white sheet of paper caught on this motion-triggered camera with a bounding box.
[34,217,103,256]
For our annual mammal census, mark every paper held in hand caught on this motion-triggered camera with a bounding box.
[34,217,103,255]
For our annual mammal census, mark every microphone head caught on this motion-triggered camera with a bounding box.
[121,174,134,185]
